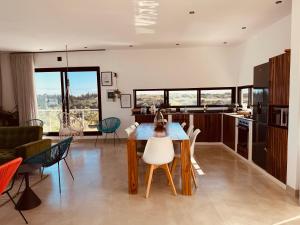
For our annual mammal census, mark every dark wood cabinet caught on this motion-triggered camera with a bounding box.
[193,113,221,142]
[269,50,290,106]
[266,126,288,184]
[172,114,189,132]
[134,114,155,123]
[222,115,236,150]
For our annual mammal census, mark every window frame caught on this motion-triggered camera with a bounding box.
[237,85,253,108]
[133,87,236,108]
[35,67,102,136]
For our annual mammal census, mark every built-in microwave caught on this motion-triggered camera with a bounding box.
[269,106,289,128]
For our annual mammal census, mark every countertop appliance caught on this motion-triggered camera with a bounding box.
[237,118,249,159]
[252,62,269,170]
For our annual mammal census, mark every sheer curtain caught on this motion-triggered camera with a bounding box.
[10,53,37,124]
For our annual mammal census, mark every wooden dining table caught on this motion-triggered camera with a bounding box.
[127,122,192,196]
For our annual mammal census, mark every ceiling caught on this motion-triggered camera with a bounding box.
[0,0,291,52]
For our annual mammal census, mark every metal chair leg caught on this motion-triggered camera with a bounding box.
[64,158,74,180]
[104,133,108,143]
[114,132,121,143]
[6,192,28,224]
[16,176,25,195]
[113,132,116,146]
[95,134,99,146]
[40,167,44,180]
[57,161,61,195]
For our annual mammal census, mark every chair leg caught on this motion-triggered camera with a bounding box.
[115,131,121,143]
[170,158,178,177]
[57,161,61,195]
[104,133,108,143]
[113,132,116,146]
[40,167,44,180]
[95,134,99,146]
[145,164,151,185]
[162,164,177,196]
[64,158,74,181]
[191,165,198,189]
[17,176,25,194]
[6,192,28,224]
[145,165,155,198]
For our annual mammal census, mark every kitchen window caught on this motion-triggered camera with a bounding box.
[168,90,198,107]
[238,86,253,108]
[134,90,165,107]
[200,88,235,106]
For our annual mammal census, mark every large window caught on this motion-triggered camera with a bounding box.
[35,67,101,135]
[168,90,198,107]
[238,85,253,108]
[134,87,235,107]
[135,90,165,107]
[200,88,234,106]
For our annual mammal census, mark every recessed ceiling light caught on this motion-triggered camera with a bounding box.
[84,46,88,49]
[39,49,43,51]
[275,1,283,4]
[189,11,195,14]
[176,43,180,46]
[129,45,133,47]
[242,26,247,30]
[223,42,228,44]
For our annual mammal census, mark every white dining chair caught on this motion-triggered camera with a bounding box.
[186,125,194,137]
[163,119,168,123]
[134,122,139,127]
[125,125,144,158]
[181,122,187,129]
[170,129,201,188]
[142,136,177,198]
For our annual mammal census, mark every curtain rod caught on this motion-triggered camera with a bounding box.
[10,48,106,54]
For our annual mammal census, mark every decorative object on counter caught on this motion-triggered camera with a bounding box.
[120,94,132,108]
[101,72,113,86]
[106,89,116,102]
[149,103,157,114]
[154,109,165,126]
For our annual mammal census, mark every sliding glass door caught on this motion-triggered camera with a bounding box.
[34,67,101,135]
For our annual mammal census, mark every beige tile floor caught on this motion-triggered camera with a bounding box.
[0,142,299,225]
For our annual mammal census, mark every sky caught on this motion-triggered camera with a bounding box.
[35,71,98,96]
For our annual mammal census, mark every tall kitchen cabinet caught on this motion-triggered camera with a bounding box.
[266,49,290,184]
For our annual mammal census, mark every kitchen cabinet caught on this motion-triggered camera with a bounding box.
[222,114,236,150]
[172,114,189,132]
[269,50,290,106]
[193,113,221,142]
[134,114,155,123]
[266,126,288,184]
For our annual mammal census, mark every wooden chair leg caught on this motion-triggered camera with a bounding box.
[145,165,155,198]
[145,164,150,185]
[191,165,197,189]
[163,164,177,196]
[170,158,178,176]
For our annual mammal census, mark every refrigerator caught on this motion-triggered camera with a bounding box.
[252,62,269,170]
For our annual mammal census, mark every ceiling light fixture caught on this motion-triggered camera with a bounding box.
[189,11,195,14]
[84,47,88,49]
[242,26,247,30]
[39,49,43,51]
[223,42,228,44]
[176,43,180,46]
[129,45,133,47]
[275,1,283,4]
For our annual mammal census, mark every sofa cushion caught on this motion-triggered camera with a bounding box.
[0,148,17,165]
[0,126,43,149]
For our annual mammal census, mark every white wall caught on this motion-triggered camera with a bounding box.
[287,0,300,190]
[34,46,238,137]
[234,15,291,86]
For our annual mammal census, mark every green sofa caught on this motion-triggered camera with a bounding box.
[0,126,51,165]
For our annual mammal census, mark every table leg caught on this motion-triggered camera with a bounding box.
[16,173,41,210]
[127,139,138,194]
[181,139,192,195]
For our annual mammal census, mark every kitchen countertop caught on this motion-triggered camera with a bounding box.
[223,113,254,122]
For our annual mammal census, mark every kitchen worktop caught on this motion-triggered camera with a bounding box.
[223,113,254,121]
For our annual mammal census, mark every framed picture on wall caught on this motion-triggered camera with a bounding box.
[106,89,116,102]
[120,94,132,108]
[101,72,113,86]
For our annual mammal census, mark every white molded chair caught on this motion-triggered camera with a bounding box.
[142,137,177,198]
[125,126,135,136]
[125,125,144,158]
[134,122,139,127]
[181,122,187,129]
[186,125,194,138]
[171,129,201,188]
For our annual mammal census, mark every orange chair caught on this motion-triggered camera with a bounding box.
[0,158,28,224]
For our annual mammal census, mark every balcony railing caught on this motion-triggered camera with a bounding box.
[37,109,99,133]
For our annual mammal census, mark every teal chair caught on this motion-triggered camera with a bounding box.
[95,117,121,146]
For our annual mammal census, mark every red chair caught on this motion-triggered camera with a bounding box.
[0,158,28,224]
